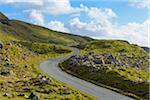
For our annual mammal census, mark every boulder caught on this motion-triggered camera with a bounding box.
[3,93,12,98]
[0,70,12,75]
[93,58,103,64]
[33,75,50,86]
[5,58,10,62]
[88,55,94,60]
[82,61,91,66]
[69,58,80,66]
[0,43,3,49]
[28,92,39,100]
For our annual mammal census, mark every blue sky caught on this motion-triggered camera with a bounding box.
[0,0,149,46]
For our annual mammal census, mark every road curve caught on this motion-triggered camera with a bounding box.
[40,47,134,100]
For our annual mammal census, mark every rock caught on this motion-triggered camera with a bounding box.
[18,93,25,96]
[36,73,43,78]
[0,43,3,49]
[10,40,16,45]
[4,62,13,67]
[5,58,10,62]
[24,65,28,68]
[0,70,12,75]
[82,61,91,66]
[63,90,72,94]
[93,58,104,64]
[29,48,32,51]
[33,75,50,86]
[69,58,80,66]
[28,92,39,100]
[3,93,12,98]
[89,52,95,55]
[23,87,31,92]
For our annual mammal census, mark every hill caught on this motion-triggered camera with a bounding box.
[61,40,149,99]
[81,40,147,56]
[0,12,93,99]
[0,12,92,46]
[0,12,149,99]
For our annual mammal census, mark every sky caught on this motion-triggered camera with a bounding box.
[0,0,149,47]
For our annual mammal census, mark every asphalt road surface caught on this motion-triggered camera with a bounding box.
[40,47,134,100]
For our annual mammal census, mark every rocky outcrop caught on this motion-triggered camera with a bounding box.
[68,52,149,69]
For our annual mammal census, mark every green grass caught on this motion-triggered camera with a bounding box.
[81,40,147,56]
[0,32,94,99]
[0,12,96,99]
[60,40,149,99]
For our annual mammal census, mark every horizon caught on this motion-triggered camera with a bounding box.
[0,0,149,47]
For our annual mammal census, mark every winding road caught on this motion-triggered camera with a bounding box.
[40,47,134,100]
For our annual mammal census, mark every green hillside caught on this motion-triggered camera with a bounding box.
[81,40,147,55]
[0,12,93,99]
[0,12,92,46]
[0,12,149,100]
[61,40,149,99]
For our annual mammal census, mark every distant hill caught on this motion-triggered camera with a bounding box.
[0,12,148,52]
[82,40,147,56]
[0,12,92,46]
[141,46,150,52]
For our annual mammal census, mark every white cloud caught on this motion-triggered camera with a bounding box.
[70,18,86,29]
[70,6,149,47]
[26,10,44,25]
[47,20,70,33]
[128,0,150,9]
[0,0,43,6]
[0,0,86,15]
[0,0,148,46]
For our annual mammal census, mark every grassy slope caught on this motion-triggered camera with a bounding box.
[0,14,92,46]
[81,40,147,56]
[0,13,94,99]
[61,40,149,99]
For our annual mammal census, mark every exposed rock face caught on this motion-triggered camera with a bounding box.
[68,52,149,69]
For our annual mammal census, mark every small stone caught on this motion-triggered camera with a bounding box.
[24,65,28,68]
[0,43,3,49]
[63,90,72,94]
[3,93,12,98]
[4,62,13,67]
[18,93,25,96]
